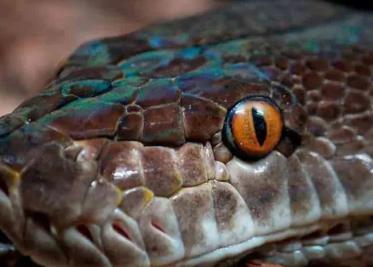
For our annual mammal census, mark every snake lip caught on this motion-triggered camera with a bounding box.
[179,216,373,266]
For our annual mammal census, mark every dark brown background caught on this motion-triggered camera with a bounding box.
[0,0,221,116]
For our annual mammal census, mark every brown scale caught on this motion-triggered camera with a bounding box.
[247,45,373,158]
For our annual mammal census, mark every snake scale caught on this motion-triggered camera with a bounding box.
[0,1,372,266]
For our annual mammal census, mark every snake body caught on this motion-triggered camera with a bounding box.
[0,1,372,266]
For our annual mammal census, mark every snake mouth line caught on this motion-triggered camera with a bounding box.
[0,216,372,267]
[247,216,373,267]
[179,215,373,267]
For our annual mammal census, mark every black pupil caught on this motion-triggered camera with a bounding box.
[252,107,267,146]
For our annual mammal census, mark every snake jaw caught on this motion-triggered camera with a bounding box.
[2,141,370,267]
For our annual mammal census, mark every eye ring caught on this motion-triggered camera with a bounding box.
[222,96,283,160]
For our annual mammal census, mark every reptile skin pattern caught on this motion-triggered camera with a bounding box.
[0,1,372,266]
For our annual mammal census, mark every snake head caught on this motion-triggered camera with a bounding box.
[0,1,372,266]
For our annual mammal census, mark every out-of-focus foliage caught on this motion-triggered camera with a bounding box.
[0,0,219,115]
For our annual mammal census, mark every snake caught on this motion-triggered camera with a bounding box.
[0,1,372,266]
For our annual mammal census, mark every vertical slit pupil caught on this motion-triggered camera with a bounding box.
[252,107,267,146]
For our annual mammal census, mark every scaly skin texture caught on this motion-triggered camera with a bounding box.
[0,1,372,266]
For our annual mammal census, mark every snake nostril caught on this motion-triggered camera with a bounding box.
[76,224,93,242]
[112,221,131,241]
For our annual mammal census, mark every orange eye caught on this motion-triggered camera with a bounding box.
[223,96,283,159]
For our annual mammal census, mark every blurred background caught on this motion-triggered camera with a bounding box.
[0,0,222,116]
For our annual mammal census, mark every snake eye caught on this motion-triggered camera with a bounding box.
[223,96,283,159]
